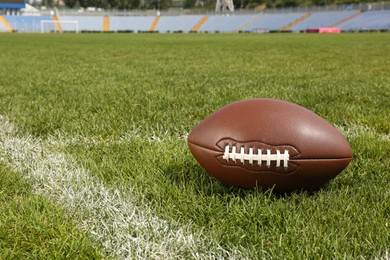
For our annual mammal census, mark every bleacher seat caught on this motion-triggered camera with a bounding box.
[340,10,390,31]
[290,11,356,31]
[61,16,104,32]
[0,18,8,32]
[109,16,156,32]
[245,13,304,31]
[155,15,203,32]
[4,16,52,32]
[198,15,253,32]
[1,10,389,33]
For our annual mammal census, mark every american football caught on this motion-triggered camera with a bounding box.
[188,98,353,192]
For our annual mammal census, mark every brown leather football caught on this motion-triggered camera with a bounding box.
[187,98,353,192]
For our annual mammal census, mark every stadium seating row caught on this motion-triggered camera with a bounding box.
[339,10,390,31]
[0,10,389,33]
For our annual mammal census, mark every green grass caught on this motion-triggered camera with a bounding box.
[0,33,389,258]
[0,164,103,259]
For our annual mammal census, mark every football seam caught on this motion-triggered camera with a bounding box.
[189,140,299,174]
[214,156,351,176]
[215,156,301,175]
[290,157,353,161]
[217,138,352,160]
[189,140,352,160]
[215,137,301,158]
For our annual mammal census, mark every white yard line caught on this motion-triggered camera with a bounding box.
[44,123,389,149]
[46,128,189,148]
[336,124,390,142]
[376,250,390,260]
[0,116,239,259]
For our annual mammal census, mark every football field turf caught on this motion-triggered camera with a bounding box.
[0,33,389,258]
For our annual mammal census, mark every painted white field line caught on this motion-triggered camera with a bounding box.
[0,116,240,259]
[46,128,189,148]
[336,124,390,142]
[44,123,389,149]
[375,250,389,260]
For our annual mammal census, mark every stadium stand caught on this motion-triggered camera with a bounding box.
[339,10,390,31]
[154,15,204,32]
[109,16,156,32]
[0,10,389,33]
[245,13,305,31]
[0,22,7,32]
[197,15,253,32]
[192,16,208,32]
[290,11,358,31]
[61,16,104,32]
[4,16,52,32]
[280,13,312,31]
[0,15,12,32]
[149,16,160,31]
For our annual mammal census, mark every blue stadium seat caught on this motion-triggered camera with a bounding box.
[1,11,389,33]
[155,15,203,32]
[109,16,156,32]
[198,15,254,32]
[290,11,357,31]
[245,13,305,31]
[0,19,8,32]
[4,16,52,32]
[340,10,390,31]
[61,16,104,32]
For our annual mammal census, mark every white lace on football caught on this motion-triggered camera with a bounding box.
[222,145,289,168]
